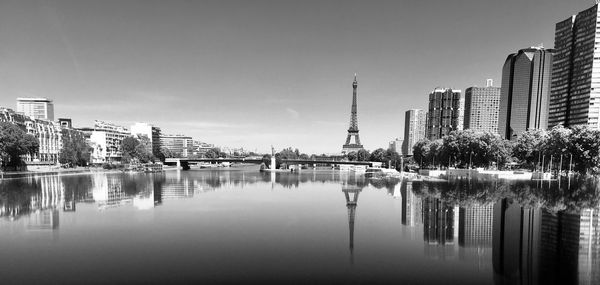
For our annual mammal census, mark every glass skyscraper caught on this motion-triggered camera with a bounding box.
[549,4,600,129]
[498,47,553,139]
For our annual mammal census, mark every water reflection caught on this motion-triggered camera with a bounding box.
[0,171,599,284]
[410,176,600,285]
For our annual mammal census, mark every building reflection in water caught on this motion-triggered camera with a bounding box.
[459,204,493,271]
[401,181,422,227]
[0,175,64,230]
[493,199,600,285]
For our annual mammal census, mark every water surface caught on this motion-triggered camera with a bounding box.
[1,170,598,284]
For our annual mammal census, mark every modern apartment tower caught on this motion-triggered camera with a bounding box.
[464,80,501,133]
[402,109,426,155]
[549,4,600,129]
[498,47,554,139]
[16,97,54,121]
[426,88,464,140]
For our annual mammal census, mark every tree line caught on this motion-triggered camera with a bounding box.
[412,125,600,174]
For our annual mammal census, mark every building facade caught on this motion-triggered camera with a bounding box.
[388,138,403,155]
[402,109,426,155]
[90,120,130,164]
[160,134,193,158]
[426,88,464,140]
[464,80,501,133]
[549,4,600,129]
[499,47,554,139]
[16,97,54,121]
[130,122,162,157]
[1,107,61,164]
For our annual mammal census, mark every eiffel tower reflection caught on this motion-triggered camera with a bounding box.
[342,183,362,265]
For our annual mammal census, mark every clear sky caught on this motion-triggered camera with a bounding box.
[0,0,595,154]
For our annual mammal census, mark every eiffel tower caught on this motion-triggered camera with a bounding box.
[342,185,361,264]
[342,74,364,154]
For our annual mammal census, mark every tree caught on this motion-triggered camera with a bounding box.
[59,129,92,167]
[120,136,154,163]
[412,139,431,167]
[356,149,370,161]
[160,147,175,159]
[383,148,402,170]
[347,151,358,161]
[565,125,600,174]
[121,136,140,162]
[369,148,386,162]
[0,122,39,170]
[512,129,547,170]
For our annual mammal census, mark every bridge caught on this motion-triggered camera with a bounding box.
[163,157,374,169]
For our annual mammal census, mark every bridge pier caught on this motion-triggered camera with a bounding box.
[176,159,181,169]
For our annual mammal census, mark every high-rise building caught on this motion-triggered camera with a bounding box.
[402,109,426,155]
[426,88,463,140]
[499,47,554,139]
[16,97,54,121]
[130,122,162,157]
[549,4,600,129]
[464,80,501,133]
[388,138,403,155]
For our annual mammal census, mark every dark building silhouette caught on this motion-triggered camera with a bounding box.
[493,198,600,284]
[498,47,553,140]
[549,4,600,129]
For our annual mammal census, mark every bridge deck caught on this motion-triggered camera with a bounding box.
[164,158,373,166]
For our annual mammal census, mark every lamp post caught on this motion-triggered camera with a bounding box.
[469,151,473,169]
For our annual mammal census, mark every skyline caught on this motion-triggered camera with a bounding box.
[0,0,596,153]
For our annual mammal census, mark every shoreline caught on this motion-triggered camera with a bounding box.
[0,167,124,180]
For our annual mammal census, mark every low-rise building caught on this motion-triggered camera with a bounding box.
[0,107,61,164]
[160,134,193,158]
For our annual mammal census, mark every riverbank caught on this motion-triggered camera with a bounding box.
[0,167,123,180]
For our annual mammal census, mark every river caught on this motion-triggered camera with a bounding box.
[0,170,598,284]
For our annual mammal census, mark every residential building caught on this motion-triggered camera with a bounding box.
[1,107,61,164]
[90,120,130,164]
[389,138,403,155]
[464,80,501,133]
[160,134,193,158]
[16,97,54,121]
[130,122,162,157]
[499,46,554,139]
[33,119,61,163]
[192,141,215,156]
[426,88,464,140]
[402,109,426,155]
[549,4,600,129]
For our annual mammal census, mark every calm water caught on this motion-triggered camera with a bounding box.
[1,170,599,284]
